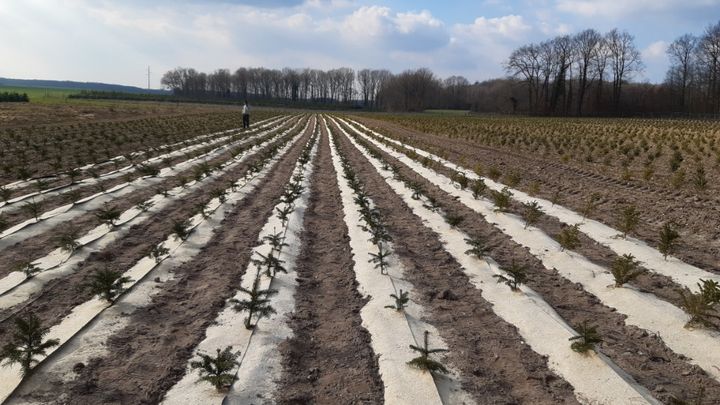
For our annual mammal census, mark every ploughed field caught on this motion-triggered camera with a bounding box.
[0,111,718,404]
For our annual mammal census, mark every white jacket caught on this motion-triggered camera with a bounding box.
[242,105,249,114]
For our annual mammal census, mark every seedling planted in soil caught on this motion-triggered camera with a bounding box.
[491,187,513,212]
[407,330,449,374]
[617,205,640,238]
[679,288,719,329]
[230,274,278,329]
[95,204,122,227]
[190,346,241,391]
[84,268,133,303]
[172,219,193,241]
[522,201,543,229]
[610,254,645,287]
[384,289,410,311]
[464,236,489,258]
[14,261,41,279]
[659,222,680,260]
[149,243,170,263]
[558,224,581,252]
[369,243,392,275]
[56,227,81,253]
[569,321,602,354]
[0,314,59,376]
[493,260,528,292]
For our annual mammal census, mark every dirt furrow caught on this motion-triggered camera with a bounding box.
[345,121,720,403]
[275,125,385,404]
[331,120,579,404]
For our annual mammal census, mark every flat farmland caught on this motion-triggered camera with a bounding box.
[0,109,718,405]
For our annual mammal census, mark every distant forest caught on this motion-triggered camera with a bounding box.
[161,21,720,117]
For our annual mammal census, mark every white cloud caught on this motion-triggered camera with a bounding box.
[454,15,531,40]
[643,40,669,60]
[555,0,720,18]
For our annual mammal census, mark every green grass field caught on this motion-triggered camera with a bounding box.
[0,85,79,104]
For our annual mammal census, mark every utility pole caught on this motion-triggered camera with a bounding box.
[147,66,151,90]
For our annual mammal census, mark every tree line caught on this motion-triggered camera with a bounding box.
[161,20,720,116]
[0,92,29,103]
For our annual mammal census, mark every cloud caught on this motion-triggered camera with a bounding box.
[643,40,669,60]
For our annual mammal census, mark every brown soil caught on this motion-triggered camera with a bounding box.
[0,122,307,347]
[331,121,579,404]
[354,117,720,277]
[0,119,296,279]
[16,119,315,404]
[275,127,385,404]
[342,123,720,403]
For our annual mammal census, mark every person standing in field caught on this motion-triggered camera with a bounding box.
[242,101,250,129]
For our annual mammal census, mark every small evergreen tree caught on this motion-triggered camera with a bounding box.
[369,243,392,275]
[95,204,122,227]
[679,289,719,328]
[56,227,81,253]
[230,274,278,329]
[522,201,543,229]
[491,187,513,212]
[385,290,410,311]
[172,219,193,241]
[0,314,60,376]
[610,254,645,287]
[569,321,602,354]
[658,222,680,260]
[190,346,241,391]
[558,224,581,252]
[84,269,133,303]
[15,261,41,279]
[493,261,528,291]
[470,179,486,199]
[464,237,489,258]
[149,243,170,263]
[407,331,448,374]
[617,205,640,238]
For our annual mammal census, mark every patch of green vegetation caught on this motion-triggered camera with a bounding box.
[0,85,78,104]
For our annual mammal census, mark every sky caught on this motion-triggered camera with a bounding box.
[0,0,718,88]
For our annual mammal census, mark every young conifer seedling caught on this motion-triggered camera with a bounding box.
[275,205,293,227]
[230,274,278,329]
[385,290,410,311]
[444,213,464,227]
[263,231,288,253]
[698,279,720,305]
[85,268,133,304]
[172,219,193,241]
[149,243,170,263]
[252,251,287,277]
[493,261,528,291]
[558,224,581,251]
[407,330,449,374]
[0,314,60,376]
[658,222,680,260]
[491,187,513,212]
[464,237,489,258]
[617,205,640,238]
[136,200,154,212]
[679,289,719,328]
[15,261,41,279]
[369,243,392,275]
[569,321,602,354]
[470,179,486,199]
[610,254,645,287]
[522,201,543,229]
[22,199,43,222]
[190,346,241,391]
[56,227,81,253]
[95,204,122,227]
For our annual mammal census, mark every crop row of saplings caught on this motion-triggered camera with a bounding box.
[339,118,719,402]
[0,113,284,204]
[0,110,278,184]
[0,115,295,237]
[355,116,720,296]
[0,116,308,302]
[345,118,720,328]
[0,116,311,398]
[375,115,720,193]
[331,128,451,379]
[177,128,318,395]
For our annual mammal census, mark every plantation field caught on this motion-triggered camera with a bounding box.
[0,111,717,405]
[0,86,78,104]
